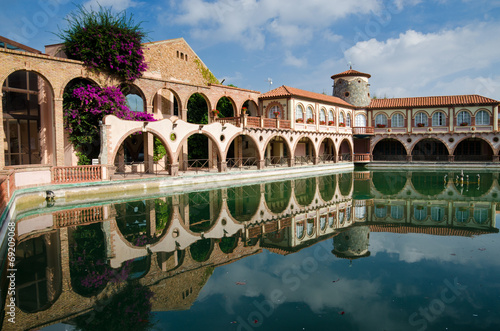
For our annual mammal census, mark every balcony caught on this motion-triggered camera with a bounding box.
[353,126,374,136]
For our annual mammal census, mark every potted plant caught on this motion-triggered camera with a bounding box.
[417,123,425,127]
[296,118,304,123]
[212,109,220,117]
[320,120,326,125]
[376,124,386,128]
[460,122,468,126]
[339,122,345,127]
[273,110,281,118]
[306,118,314,124]
[328,120,334,126]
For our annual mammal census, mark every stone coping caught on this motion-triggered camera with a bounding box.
[366,162,500,169]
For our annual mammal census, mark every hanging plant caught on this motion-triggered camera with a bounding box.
[59,5,148,82]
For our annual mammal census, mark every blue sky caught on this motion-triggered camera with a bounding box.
[2,0,500,100]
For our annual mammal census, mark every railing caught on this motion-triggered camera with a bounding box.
[339,153,352,162]
[52,165,102,183]
[246,116,261,127]
[280,119,291,129]
[319,154,336,163]
[353,154,371,162]
[227,157,258,169]
[295,155,314,165]
[353,126,374,135]
[412,155,449,162]
[53,205,104,228]
[372,155,407,161]
[454,155,494,162]
[215,117,241,126]
[263,118,277,128]
[265,156,289,167]
[181,159,217,173]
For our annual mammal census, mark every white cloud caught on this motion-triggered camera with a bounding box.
[83,0,143,12]
[171,0,382,49]
[284,51,307,68]
[341,22,500,98]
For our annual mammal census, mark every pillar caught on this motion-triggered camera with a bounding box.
[144,132,154,173]
[218,160,227,172]
[54,97,65,166]
[448,155,455,162]
[169,162,179,176]
[257,159,266,169]
[406,155,412,162]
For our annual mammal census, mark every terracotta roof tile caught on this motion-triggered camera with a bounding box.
[331,69,371,79]
[260,85,354,108]
[368,95,499,109]
[369,224,498,236]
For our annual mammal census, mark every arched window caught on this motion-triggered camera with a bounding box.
[296,222,304,239]
[431,206,445,221]
[414,206,427,221]
[457,111,471,126]
[346,113,351,127]
[432,111,446,126]
[455,207,469,223]
[392,113,404,127]
[268,105,281,119]
[475,110,490,125]
[473,208,488,224]
[295,104,304,122]
[306,106,314,121]
[319,109,326,124]
[339,112,345,125]
[375,114,388,127]
[391,205,404,220]
[375,205,387,218]
[355,114,367,127]
[415,112,427,127]
[328,110,335,125]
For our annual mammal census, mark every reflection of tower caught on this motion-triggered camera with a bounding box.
[332,226,371,260]
[331,68,371,107]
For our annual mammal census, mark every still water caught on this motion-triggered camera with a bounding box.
[2,169,500,331]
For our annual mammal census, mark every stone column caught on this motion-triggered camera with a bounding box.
[54,97,65,166]
[144,132,154,173]
[218,160,227,172]
[494,155,499,162]
[406,155,413,162]
[169,162,179,176]
[257,159,266,169]
[448,155,455,162]
[288,157,295,167]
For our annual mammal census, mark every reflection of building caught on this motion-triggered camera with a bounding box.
[6,170,500,330]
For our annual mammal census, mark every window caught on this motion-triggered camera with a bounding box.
[320,109,326,124]
[268,105,281,118]
[392,113,404,127]
[375,205,387,218]
[473,208,488,224]
[295,104,303,121]
[457,111,471,126]
[346,113,351,127]
[414,206,427,221]
[339,112,345,125]
[375,114,388,127]
[476,110,490,125]
[415,112,427,127]
[431,207,445,222]
[328,110,335,123]
[432,111,446,126]
[306,106,314,119]
[391,205,404,220]
[355,114,366,127]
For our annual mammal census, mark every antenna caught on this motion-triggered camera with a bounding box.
[267,77,273,91]
[347,61,353,70]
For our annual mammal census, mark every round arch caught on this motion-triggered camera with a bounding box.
[186,92,212,124]
[225,133,261,167]
[216,96,237,117]
[453,137,494,162]
[263,134,292,166]
[293,135,316,164]
[318,137,336,163]
[178,130,223,162]
[242,99,259,116]
[411,138,449,161]
[338,138,353,162]
[372,138,408,161]
[121,83,147,113]
[153,87,182,118]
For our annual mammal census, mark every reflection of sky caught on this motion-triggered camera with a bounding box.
[154,230,500,331]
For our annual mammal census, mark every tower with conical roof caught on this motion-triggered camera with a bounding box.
[331,67,371,107]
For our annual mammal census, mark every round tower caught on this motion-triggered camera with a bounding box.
[331,68,371,107]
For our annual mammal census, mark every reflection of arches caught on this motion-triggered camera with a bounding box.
[126,255,151,280]
[294,177,316,206]
[219,234,239,254]
[318,174,337,202]
[412,138,448,161]
[3,70,55,165]
[15,232,62,313]
[452,171,493,197]
[372,172,407,195]
[156,250,185,272]
[227,184,260,222]
[454,138,493,162]
[187,190,222,233]
[339,172,353,197]
[189,238,214,262]
[265,180,292,214]
[411,172,448,196]
[372,138,407,161]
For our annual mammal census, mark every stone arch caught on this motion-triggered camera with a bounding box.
[372,138,408,161]
[242,99,258,116]
[216,95,237,117]
[121,83,147,113]
[453,137,494,162]
[110,127,174,172]
[263,134,292,165]
[225,133,261,167]
[153,87,182,118]
[3,69,56,166]
[60,75,101,98]
[411,138,449,161]
[178,130,223,163]
[338,138,353,161]
[186,92,212,124]
[318,137,336,163]
[293,135,316,164]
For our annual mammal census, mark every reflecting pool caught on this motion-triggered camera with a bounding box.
[2,169,500,330]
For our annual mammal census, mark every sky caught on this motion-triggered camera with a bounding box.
[2,0,500,100]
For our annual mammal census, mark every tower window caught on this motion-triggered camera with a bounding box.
[344,92,350,97]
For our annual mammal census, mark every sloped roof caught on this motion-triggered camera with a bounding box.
[260,85,354,108]
[369,224,498,236]
[331,69,371,79]
[368,95,499,109]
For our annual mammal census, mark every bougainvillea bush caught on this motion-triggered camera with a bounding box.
[64,84,155,164]
[60,6,147,81]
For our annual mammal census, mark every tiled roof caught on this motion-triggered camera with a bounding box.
[369,224,497,237]
[260,85,354,108]
[331,69,371,79]
[368,95,499,109]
